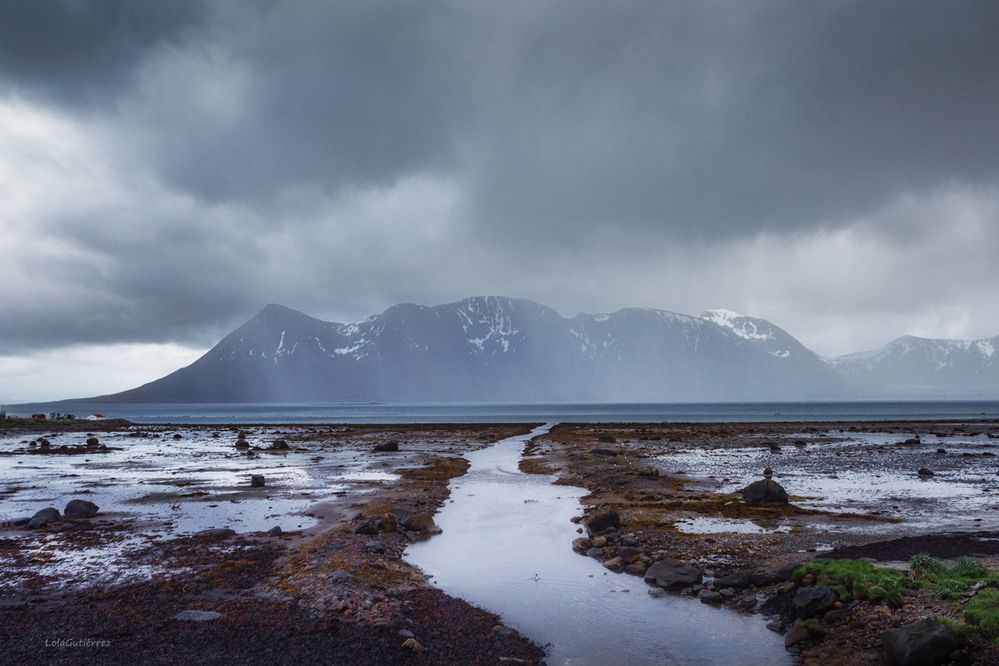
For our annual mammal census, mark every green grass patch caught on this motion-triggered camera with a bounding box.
[963,589,999,644]
[910,554,998,599]
[793,558,915,605]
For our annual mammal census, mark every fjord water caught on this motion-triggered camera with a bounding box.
[12,400,999,423]
[404,425,789,665]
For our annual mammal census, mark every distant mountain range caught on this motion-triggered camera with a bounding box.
[73,297,999,403]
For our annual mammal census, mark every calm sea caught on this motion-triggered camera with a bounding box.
[7,401,999,424]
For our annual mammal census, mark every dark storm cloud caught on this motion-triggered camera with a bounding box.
[0,0,208,104]
[2,0,999,360]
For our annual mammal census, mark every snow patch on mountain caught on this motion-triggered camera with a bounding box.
[701,309,775,341]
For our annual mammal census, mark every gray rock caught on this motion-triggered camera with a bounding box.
[175,610,222,622]
[793,586,836,618]
[571,537,592,554]
[374,441,399,452]
[585,509,621,533]
[269,439,289,450]
[698,589,724,604]
[27,507,60,528]
[741,479,789,506]
[64,499,99,519]
[585,547,605,559]
[644,560,702,589]
[195,528,236,538]
[917,467,935,477]
[250,474,266,487]
[398,629,415,639]
[883,619,960,666]
[86,437,100,447]
[267,526,283,536]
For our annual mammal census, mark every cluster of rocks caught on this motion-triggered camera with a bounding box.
[777,574,962,665]
[25,435,111,455]
[234,431,290,453]
[12,499,100,528]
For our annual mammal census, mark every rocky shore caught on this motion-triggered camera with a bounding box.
[4,419,999,664]
[523,421,999,665]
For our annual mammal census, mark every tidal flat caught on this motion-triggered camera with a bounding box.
[2,419,999,664]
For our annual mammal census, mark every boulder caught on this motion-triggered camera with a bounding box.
[64,499,99,519]
[250,474,266,487]
[585,509,621,533]
[267,526,283,536]
[793,586,836,618]
[27,507,60,528]
[644,560,702,589]
[741,479,789,506]
[917,468,935,477]
[374,441,399,452]
[269,440,289,450]
[402,513,440,533]
[195,528,236,539]
[85,437,100,447]
[883,619,960,666]
[571,537,592,554]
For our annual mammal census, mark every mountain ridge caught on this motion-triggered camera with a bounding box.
[68,297,999,403]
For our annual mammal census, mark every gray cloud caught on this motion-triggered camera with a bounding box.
[1,0,999,370]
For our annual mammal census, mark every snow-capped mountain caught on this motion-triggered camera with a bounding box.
[827,334,999,398]
[90,297,844,403]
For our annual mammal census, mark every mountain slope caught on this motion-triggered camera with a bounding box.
[827,334,999,398]
[89,297,845,403]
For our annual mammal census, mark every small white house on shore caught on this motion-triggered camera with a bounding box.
[85,413,106,421]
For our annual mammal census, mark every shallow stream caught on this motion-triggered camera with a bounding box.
[405,424,789,665]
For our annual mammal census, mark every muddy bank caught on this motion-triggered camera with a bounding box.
[0,423,544,665]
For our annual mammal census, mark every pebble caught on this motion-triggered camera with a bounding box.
[175,610,222,622]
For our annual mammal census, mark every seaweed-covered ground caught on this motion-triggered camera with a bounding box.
[0,423,544,665]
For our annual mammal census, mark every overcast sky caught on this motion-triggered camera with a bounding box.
[2,1,999,402]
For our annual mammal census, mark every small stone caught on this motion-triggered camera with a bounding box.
[398,629,415,639]
[250,474,266,487]
[195,528,236,538]
[591,535,608,548]
[402,638,424,652]
[374,441,399,452]
[85,437,99,447]
[698,589,724,604]
[175,610,222,622]
[267,526,283,536]
[917,468,935,477]
[270,440,289,450]
[571,537,592,554]
[402,513,440,534]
